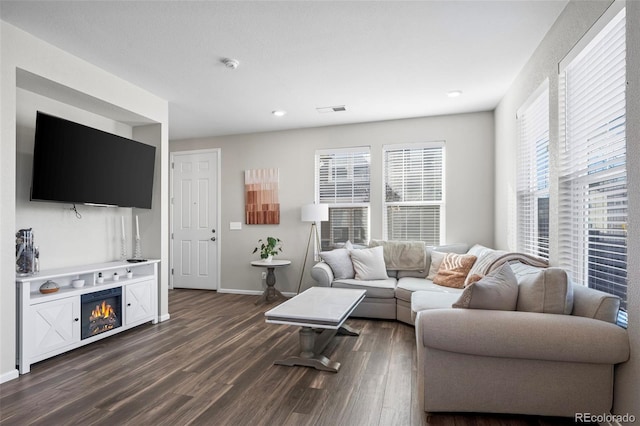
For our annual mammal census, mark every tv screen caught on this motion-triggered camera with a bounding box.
[31,112,156,209]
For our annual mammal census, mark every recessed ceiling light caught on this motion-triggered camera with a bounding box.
[447,90,463,98]
[272,110,287,117]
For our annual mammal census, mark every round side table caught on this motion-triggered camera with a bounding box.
[251,259,291,305]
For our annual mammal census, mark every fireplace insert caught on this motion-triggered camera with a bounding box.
[80,287,122,339]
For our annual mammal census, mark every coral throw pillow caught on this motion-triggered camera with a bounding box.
[433,253,477,289]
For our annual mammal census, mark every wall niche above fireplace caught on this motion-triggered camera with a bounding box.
[16,259,159,375]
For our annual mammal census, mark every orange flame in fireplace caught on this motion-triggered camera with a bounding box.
[90,300,115,321]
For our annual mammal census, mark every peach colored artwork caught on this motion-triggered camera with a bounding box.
[245,168,280,224]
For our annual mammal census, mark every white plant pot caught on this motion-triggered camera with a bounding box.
[265,255,273,263]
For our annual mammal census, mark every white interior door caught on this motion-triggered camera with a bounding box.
[171,150,219,290]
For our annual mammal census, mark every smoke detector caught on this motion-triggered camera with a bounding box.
[222,58,240,69]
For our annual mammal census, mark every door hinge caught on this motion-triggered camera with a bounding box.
[171,197,174,205]
[171,162,174,169]
[171,268,174,275]
[171,232,174,239]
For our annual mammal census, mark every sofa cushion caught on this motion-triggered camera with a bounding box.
[333,278,396,299]
[452,263,518,310]
[397,269,429,279]
[411,291,461,319]
[396,277,463,302]
[433,253,477,289]
[511,263,574,315]
[350,246,388,280]
[319,248,355,280]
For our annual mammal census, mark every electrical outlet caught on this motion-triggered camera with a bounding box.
[261,272,267,280]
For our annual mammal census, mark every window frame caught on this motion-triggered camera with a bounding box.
[382,141,445,245]
[315,147,371,251]
[516,80,550,260]
[558,3,627,318]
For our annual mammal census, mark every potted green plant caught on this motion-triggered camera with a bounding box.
[253,237,282,262]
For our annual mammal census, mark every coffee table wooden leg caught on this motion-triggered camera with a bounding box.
[338,323,359,336]
[274,327,342,372]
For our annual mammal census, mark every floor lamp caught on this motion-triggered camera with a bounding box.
[297,203,329,294]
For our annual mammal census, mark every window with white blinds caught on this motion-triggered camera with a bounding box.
[383,142,444,245]
[558,6,627,312]
[517,82,550,260]
[316,148,370,251]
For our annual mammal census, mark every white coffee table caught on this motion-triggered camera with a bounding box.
[264,286,366,372]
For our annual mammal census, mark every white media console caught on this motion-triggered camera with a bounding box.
[16,260,160,374]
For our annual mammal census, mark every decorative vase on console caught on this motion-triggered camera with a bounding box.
[16,228,36,276]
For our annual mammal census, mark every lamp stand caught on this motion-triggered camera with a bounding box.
[297,222,320,294]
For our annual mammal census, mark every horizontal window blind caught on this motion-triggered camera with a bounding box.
[316,148,370,250]
[317,148,370,204]
[383,142,444,245]
[517,82,550,259]
[558,7,627,311]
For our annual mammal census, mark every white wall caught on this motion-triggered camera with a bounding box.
[171,111,495,295]
[0,21,169,382]
[494,0,639,417]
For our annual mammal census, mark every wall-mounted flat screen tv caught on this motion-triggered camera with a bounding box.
[31,111,156,209]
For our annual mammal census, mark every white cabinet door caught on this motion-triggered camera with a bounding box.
[125,279,154,325]
[31,297,80,358]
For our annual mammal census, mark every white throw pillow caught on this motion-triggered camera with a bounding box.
[350,246,388,280]
[319,248,355,280]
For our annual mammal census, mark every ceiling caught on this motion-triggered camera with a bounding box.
[0,1,568,140]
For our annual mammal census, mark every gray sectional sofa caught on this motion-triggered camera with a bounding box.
[310,241,631,417]
[311,242,471,324]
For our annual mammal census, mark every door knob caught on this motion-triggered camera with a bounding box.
[211,237,216,241]
[212,229,216,233]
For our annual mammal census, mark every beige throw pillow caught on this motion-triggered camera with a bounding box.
[433,253,477,289]
[350,246,388,280]
[511,263,574,315]
[453,263,518,310]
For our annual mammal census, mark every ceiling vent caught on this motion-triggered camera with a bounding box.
[316,105,346,113]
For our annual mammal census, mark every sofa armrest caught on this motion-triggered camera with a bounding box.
[416,309,629,365]
[572,284,621,323]
[310,262,334,287]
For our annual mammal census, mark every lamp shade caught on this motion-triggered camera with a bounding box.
[301,203,329,223]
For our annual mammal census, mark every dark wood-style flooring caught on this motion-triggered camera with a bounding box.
[1,290,585,426]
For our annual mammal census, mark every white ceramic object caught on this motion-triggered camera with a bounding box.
[113,273,120,281]
[126,272,133,279]
[71,279,85,288]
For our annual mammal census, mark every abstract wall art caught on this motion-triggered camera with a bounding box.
[245,168,280,224]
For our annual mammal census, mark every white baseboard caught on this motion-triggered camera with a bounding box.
[0,369,19,384]
[158,313,170,322]
[217,288,295,298]
[217,288,262,296]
